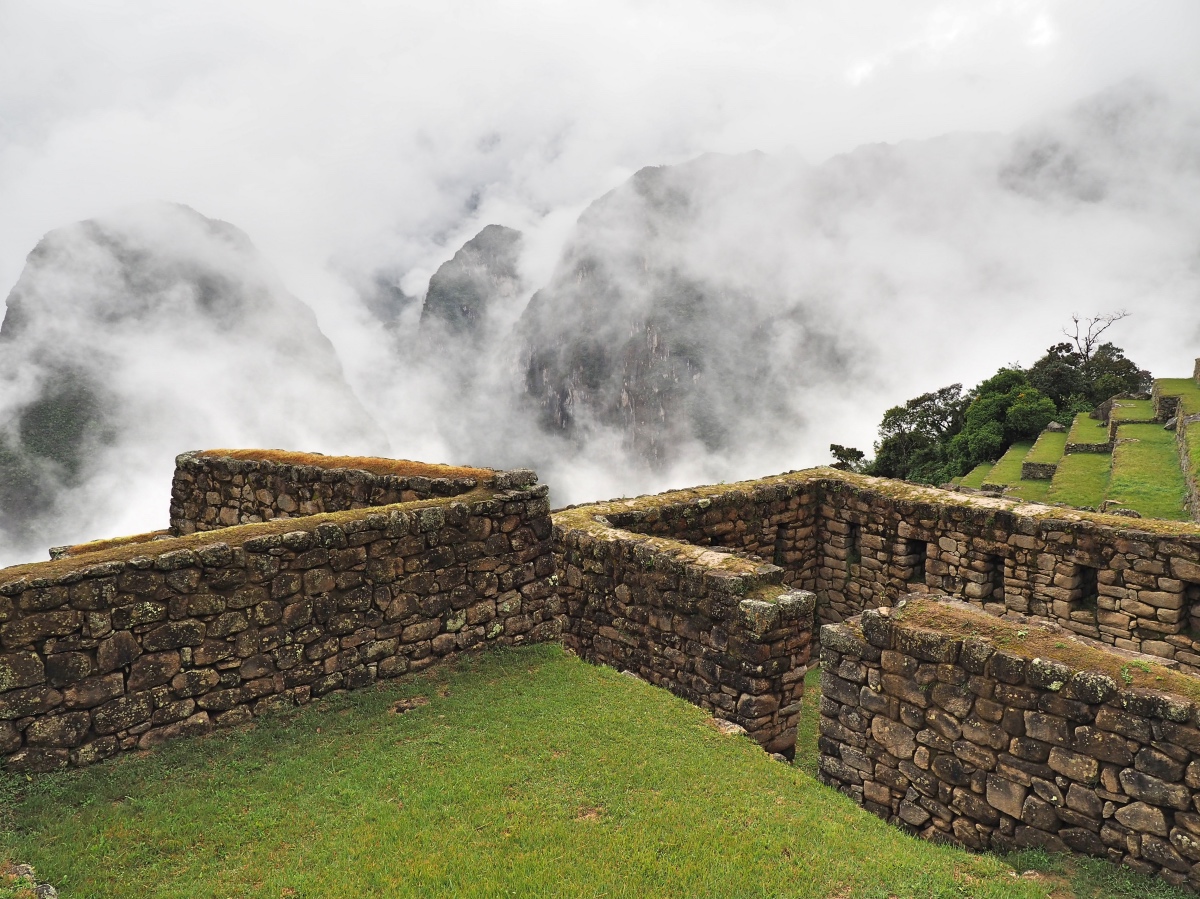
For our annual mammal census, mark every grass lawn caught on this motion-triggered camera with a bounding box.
[1108,398,1156,422]
[1046,452,1111,510]
[1066,413,1108,446]
[1005,479,1053,503]
[958,462,993,489]
[978,442,1052,503]
[981,442,1032,486]
[1156,378,1200,415]
[4,647,1185,899]
[1025,431,1067,465]
[1108,424,1189,520]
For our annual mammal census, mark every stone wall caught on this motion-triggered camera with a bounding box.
[1020,462,1058,481]
[1179,415,1200,524]
[554,471,1200,673]
[0,477,556,771]
[170,450,502,535]
[1065,440,1114,455]
[819,598,1200,890]
[554,499,815,755]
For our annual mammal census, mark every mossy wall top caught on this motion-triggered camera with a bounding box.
[170,449,531,535]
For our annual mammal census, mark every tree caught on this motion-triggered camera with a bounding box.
[1027,332,1149,411]
[1063,311,1129,363]
[829,444,867,472]
[855,315,1146,487]
[868,384,967,483]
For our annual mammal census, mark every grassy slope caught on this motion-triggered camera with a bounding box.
[1109,398,1156,422]
[0,648,1082,899]
[1158,379,1200,503]
[1,650,1187,899]
[1067,413,1108,446]
[1156,378,1200,415]
[1046,453,1112,509]
[1025,431,1067,465]
[981,442,1051,502]
[1108,423,1190,520]
[982,442,1032,485]
[958,462,993,489]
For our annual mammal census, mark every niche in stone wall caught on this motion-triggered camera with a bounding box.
[900,539,928,584]
[1072,563,1100,626]
[1186,582,1200,638]
[972,553,1005,604]
[773,524,788,567]
[960,547,1008,602]
[848,524,862,567]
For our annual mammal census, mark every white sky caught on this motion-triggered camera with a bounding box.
[1,1,1199,543]
[3,0,1197,337]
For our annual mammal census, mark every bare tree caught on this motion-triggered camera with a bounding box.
[1063,311,1130,363]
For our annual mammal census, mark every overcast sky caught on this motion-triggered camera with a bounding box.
[3,1,1197,339]
[1,1,1198,540]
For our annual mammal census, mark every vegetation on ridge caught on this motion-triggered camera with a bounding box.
[855,314,1149,485]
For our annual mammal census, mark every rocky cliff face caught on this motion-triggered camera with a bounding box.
[514,81,1200,474]
[420,224,523,346]
[516,154,851,467]
[0,202,384,560]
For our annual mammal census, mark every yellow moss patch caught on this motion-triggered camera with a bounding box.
[0,489,493,586]
[556,466,1200,537]
[56,530,172,558]
[896,598,1200,703]
[195,449,494,481]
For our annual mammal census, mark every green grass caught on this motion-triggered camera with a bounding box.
[1108,398,1156,422]
[958,462,993,489]
[1004,479,1053,503]
[1156,378,1200,415]
[1066,412,1108,447]
[977,442,1053,502]
[0,648,1077,899]
[1025,431,1067,465]
[1045,452,1112,510]
[982,442,1033,486]
[2,649,1188,899]
[1107,423,1189,520]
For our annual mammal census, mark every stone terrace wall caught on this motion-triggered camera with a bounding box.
[170,450,508,535]
[820,600,1200,891]
[0,477,556,772]
[555,470,1200,673]
[812,475,1200,672]
[554,500,815,755]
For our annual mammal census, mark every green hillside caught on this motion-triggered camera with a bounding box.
[961,371,1199,523]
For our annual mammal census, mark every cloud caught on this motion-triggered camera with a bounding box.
[0,1,1199,556]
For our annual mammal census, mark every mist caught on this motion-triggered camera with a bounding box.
[2,1,1200,565]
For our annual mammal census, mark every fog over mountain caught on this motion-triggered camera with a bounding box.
[2,2,1199,566]
[0,203,384,559]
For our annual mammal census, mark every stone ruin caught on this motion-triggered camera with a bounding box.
[5,449,1200,887]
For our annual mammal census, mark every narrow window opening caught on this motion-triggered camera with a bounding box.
[848,524,862,567]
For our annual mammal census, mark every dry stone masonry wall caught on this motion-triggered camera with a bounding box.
[555,501,814,754]
[557,472,1200,674]
[819,599,1200,891]
[170,451,490,535]
[0,472,556,772]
